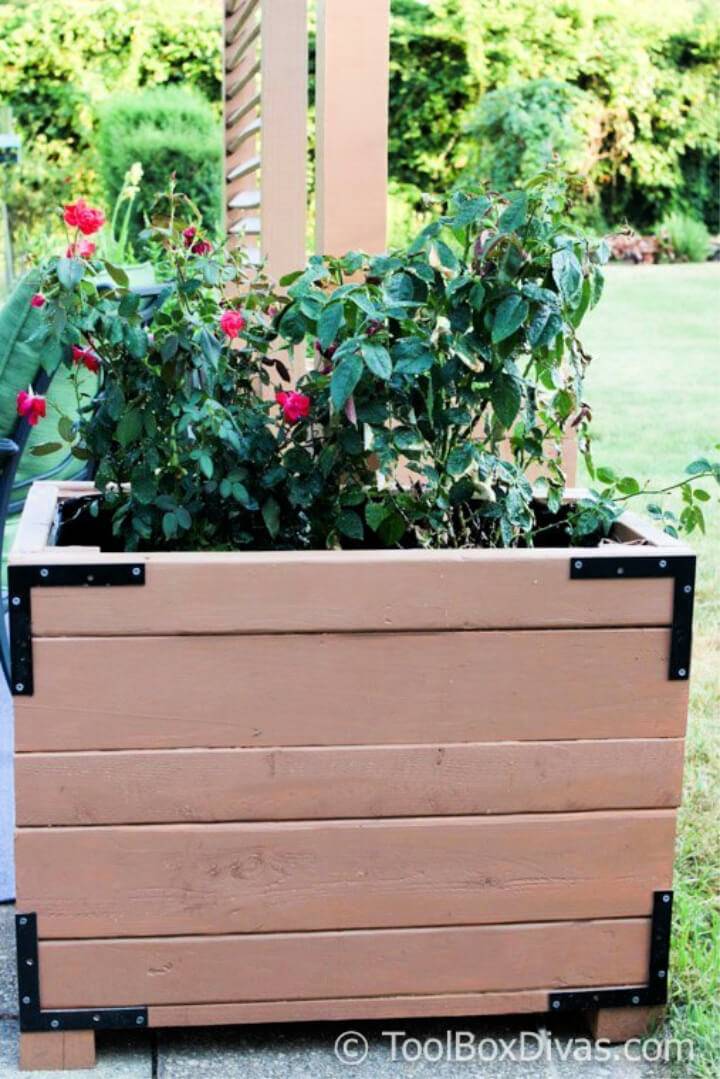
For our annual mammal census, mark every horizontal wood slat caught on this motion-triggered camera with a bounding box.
[148,990,549,1027]
[15,629,687,752]
[21,548,677,637]
[16,739,686,825]
[17,811,676,938]
[38,918,651,1008]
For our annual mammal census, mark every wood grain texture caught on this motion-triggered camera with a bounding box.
[17,811,676,938]
[15,738,685,825]
[20,549,677,637]
[18,1031,95,1072]
[38,918,651,1009]
[587,1006,665,1043]
[148,989,549,1027]
[15,629,688,752]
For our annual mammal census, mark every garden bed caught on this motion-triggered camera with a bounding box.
[10,480,695,1069]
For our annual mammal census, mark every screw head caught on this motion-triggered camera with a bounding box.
[40,568,49,578]
[22,996,31,1005]
[11,596,20,606]
[574,560,583,570]
[136,1016,145,1025]
[658,970,666,979]
[552,1001,560,1009]
[132,566,142,577]
[678,668,687,678]
[659,559,667,569]
[50,1019,60,1029]
[684,584,692,594]
[617,567,625,576]
[25,958,33,966]
[18,916,27,925]
[663,894,671,903]
[93,1015,101,1023]
[15,683,24,693]
[632,995,640,1005]
[86,574,95,583]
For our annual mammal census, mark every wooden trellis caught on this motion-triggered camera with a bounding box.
[223,0,390,278]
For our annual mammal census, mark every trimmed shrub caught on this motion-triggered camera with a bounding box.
[658,212,711,263]
[97,88,222,243]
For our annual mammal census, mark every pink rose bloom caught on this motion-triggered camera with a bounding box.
[16,390,46,426]
[182,226,197,247]
[66,238,96,259]
[192,239,212,256]
[276,390,311,424]
[63,199,106,236]
[72,345,101,374]
[30,293,46,308]
[220,309,247,339]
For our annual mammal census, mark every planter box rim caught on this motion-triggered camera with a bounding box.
[10,480,694,567]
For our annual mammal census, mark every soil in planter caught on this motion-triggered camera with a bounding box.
[53,495,611,552]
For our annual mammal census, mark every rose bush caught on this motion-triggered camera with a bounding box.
[23,174,719,551]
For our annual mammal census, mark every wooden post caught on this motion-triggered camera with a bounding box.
[315,0,390,256]
[223,0,308,283]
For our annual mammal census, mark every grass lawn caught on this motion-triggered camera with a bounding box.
[582,263,720,1078]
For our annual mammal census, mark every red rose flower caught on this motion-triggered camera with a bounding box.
[220,309,247,340]
[16,390,46,426]
[72,345,101,374]
[276,390,311,424]
[66,238,96,259]
[30,293,46,308]
[63,199,106,236]
[192,239,212,256]
[182,226,197,247]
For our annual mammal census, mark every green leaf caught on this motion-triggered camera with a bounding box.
[446,444,474,477]
[350,291,382,319]
[498,191,528,234]
[492,372,522,428]
[278,303,307,345]
[617,476,640,495]
[199,453,214,479]
[361,342,392,380]
[58,416,75,442]
[552,248,583,308]
[317,302,344,351]
[330,353,363,410]
[162,512,178,540]
[118,292,141,318]
[124,325,148,359]
[116,408,143,448]
[596,466,617,484]
[492,294,528,343]
[469,282,486,310]
[30,442,63,457]
[337,510,364,541]
[279,270,303,287]
[262,497,280,538]
[103,262,129,288]
[175,506,192,530]
[365,502,390,531]
[56,257,85,290]
[199,327,221,367]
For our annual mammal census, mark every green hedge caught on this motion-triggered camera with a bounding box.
[97,88,222,243]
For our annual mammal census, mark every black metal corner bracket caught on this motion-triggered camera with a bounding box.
[8,562,145,696]
[15,913,148,1033]
[571,555,696,681]
[548,890,673,1014]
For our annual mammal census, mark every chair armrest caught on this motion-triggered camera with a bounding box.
[0,438,20,458]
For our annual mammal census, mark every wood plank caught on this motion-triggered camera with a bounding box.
[149,989,549,1027]
[17,811,676,938]
[16,629,687,752]
[588,1005,665,1042]
[315,0,390,255]
[38,918,651,1008]
[16,739,686,825]
[18,549,678,637]
[19,1031,95,1071]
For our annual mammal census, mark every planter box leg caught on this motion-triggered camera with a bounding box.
[19,1031,96,1072]
[586,1006,665,1043]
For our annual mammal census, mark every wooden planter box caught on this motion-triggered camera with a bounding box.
[10,481,695,1070]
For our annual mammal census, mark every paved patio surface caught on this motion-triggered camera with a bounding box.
[0,907,677,1078]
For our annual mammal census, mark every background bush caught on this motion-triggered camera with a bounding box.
[97,88,222,245]
[659,211,711,262]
